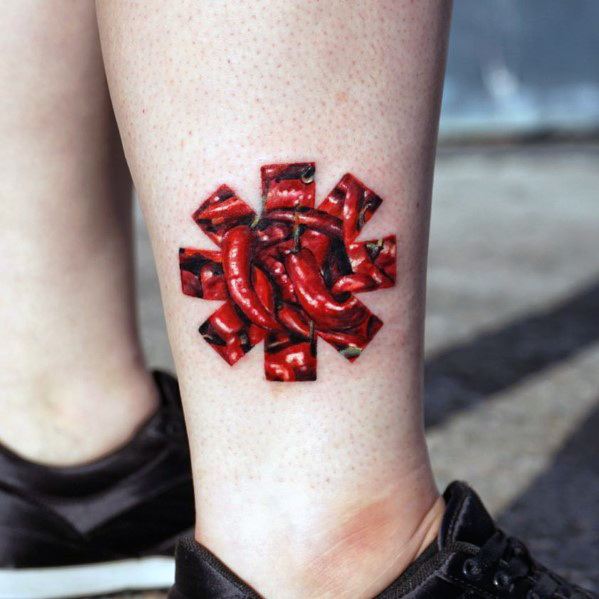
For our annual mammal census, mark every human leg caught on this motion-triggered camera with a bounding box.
[0,0,157,465]
[97,1,451,596]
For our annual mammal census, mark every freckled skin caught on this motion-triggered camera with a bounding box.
[97,1,452,597]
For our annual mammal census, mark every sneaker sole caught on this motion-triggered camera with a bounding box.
[0,556,174,598]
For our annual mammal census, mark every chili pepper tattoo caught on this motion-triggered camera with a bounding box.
[179,163,397,382]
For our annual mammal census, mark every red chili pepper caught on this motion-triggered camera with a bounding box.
[179,248,226,299]
[299,229,331,268]
[277,303,366,346]
[180,270,203,297]
[200,263,229,300]
[195,196,255,222]
[277,303,311,337]
[252,266,275,313]
[330,273,376,295]
[264,333,316,381]
[255,248,297,303]
[248,324,266,346]
[347,242,384,284]
[261,163,315,211]
[371,236,396,282]
[182,248,222,263]
[210,301,244,337]
[276,303,365,351]
[347,236,396,288]
[255,222,291,247]
[266,208,343,239]
[319,313,382,361]
[318,329,365,348]
[277,229,331,269]
[192,185,257,246]
[199,301,266,366]
[222,225,282,331]
[318,174,382,242]
[285,248,368,331]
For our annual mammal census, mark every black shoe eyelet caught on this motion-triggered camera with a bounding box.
[493,570,512,591]
[462,558,483,581]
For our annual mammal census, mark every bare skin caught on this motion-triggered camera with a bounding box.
[97,1,452,597]
[0,0,157,465]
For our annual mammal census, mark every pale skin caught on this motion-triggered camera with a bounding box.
[0,0,158,465]
[1,1,451,597]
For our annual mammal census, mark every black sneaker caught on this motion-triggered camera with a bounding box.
[0,370,194,599]
[168,481,596,599]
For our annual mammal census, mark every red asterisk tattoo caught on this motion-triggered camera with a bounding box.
[179,163,396,382]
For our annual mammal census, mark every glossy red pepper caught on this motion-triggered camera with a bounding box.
[193,185,257,246]
[255,222,291,247]
[255,248,297,303]
[347,235,396,289]
[264,332,316,382]
[331,273,377,295]
[347,242,383,283]
[318,173,382,242]
[179,248,227,300]
[285,248,368,331]
[276,229,331,270]
[299,229,331,268]
[199,301,266,366]
[277,303,311,338]
[319,314,382,361]
[371,236,397,282]
[276,302,379,362]
[266,208,343,239]
[261,163,316,211]
[195,196,256,222]
[222,225,281,331]
[252,266,275,313]
[199,263,229,300]
[210,301,244,337]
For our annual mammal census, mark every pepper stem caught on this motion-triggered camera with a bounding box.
[292,208,301,252]
[309,319,316,355]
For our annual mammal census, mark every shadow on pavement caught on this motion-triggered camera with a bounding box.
[424,278,599,428]
[497,404,599,590]
[425,280,599,589]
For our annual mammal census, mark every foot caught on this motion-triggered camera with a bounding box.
[168,482,596,599]
[0,371,194,599]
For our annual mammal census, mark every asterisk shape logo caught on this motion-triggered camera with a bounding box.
[180,162,396,381]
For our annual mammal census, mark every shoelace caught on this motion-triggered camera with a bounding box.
[462,530,589,598]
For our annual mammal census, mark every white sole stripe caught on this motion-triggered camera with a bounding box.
[0,556,174,599]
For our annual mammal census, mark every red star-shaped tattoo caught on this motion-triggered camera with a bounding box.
[179,162,396,382]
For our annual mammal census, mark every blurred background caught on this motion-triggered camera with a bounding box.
[442,0,599,140]
[127,2,599,597]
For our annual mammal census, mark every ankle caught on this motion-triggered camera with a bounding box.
[0,364,158,465]
[296,486,443,599]
[197,474,443,599]
[299,492,444,599]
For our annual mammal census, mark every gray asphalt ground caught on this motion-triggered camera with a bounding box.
[109,143,599,598]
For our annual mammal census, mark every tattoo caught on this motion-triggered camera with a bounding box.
[179,162,396,382]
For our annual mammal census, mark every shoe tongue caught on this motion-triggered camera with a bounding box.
[438,482,497,548]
